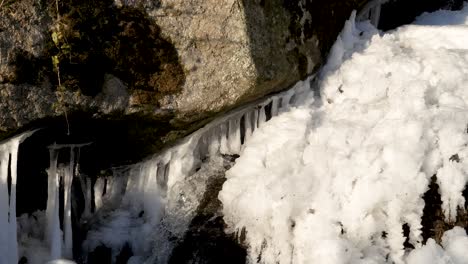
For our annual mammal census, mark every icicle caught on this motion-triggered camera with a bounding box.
[46,143,90,260]
[357,0,384,27]
[144,163,158,194]
[45,147,58,257]
[0,150,10,264]
[8,142,19,263]
[143,163,160,223]
[102,172,124,203]
[159,162,172,192]
[219,123,229,154]
[94,177,105,211]
[280,90,294,111]
[208,129,221,157]
[105,177,113,199]
[370,3,381,27]
[271,97,279,117]
[136,164,146,193]
[49,167,61,260]
[79,176,92,218]
[243,112,253,144]
[252,109,258,128]
[0,131,34,263]
[228,118,241,154]
[258,107,267,128]
[63,148,75,259]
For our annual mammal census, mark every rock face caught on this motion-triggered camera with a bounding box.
[0,0,372,167]
[1,0,463,167]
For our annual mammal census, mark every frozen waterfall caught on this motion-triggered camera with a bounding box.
[2,3,468,264]
[81,75,313,264]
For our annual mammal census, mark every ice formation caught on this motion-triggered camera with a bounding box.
[81,74,312,263]
[45,143,89,261]
[2,4,468,264]
[12,142,88,264]
[0,131,35,264]
[220,5,468,264]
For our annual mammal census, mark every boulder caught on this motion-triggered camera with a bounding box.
[2,0,462,169]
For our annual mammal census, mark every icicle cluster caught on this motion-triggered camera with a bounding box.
[83,78,313,262]
[128,77,312,203]
[0,132,34,264]
[45,143,89,262]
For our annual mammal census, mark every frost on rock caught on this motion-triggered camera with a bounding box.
[220,5,468,264]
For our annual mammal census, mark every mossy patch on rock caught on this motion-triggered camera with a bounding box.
[46,0,185,99]
[4,0,185,104]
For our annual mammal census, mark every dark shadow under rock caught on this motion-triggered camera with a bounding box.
[379,0,466,30]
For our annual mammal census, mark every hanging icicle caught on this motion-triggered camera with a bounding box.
[227,117,242,154]
[63,148,75,259]
[271,97,279,117]
[45,142,91,261]
[258,106,267,128]
[243,111,253,144]
[0,131,35,264]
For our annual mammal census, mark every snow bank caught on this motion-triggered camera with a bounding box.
[220,5,468,264]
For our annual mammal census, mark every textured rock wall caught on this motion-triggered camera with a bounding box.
[0,0,373,167]
[9,0,467,169]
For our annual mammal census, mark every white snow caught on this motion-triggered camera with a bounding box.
[220,5,468,264]
[406,227,468,264]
